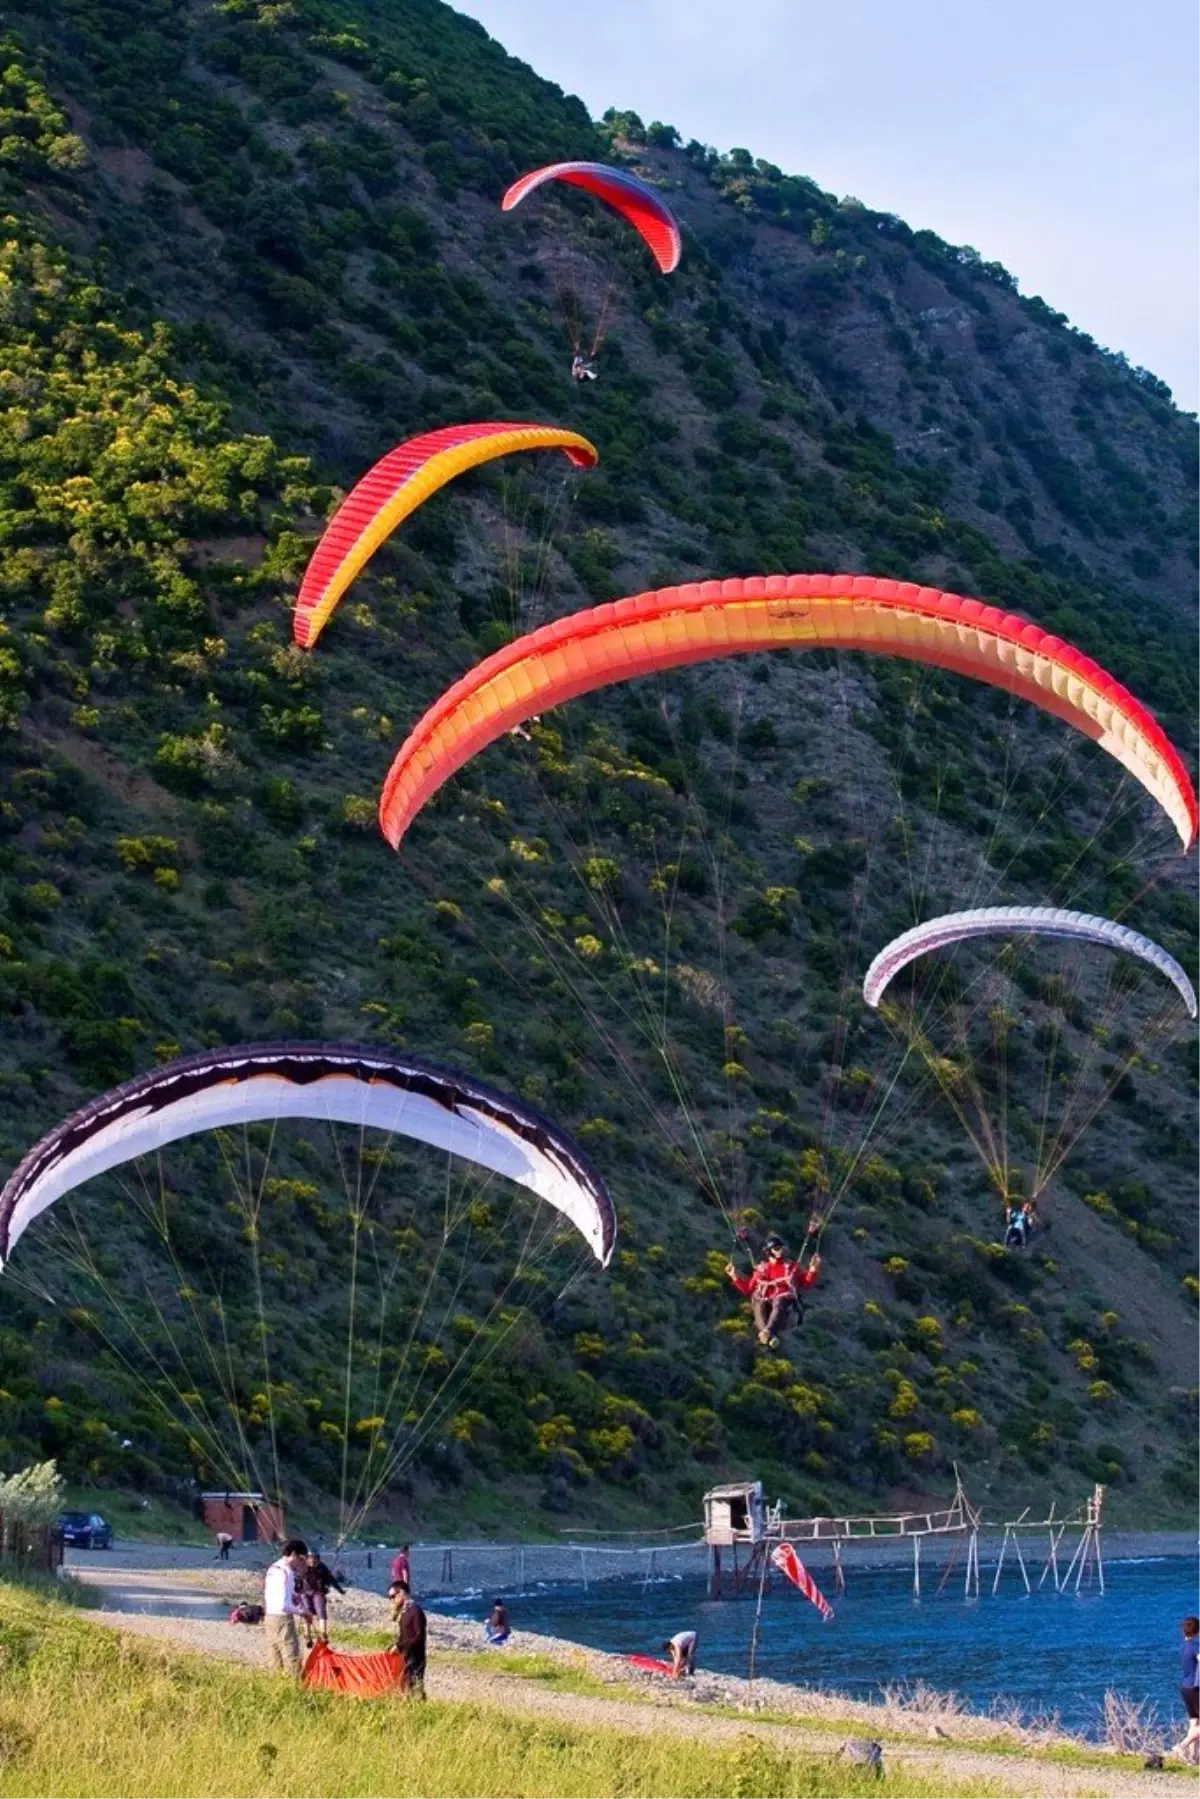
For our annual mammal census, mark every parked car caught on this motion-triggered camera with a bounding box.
[55,1511,113,1549]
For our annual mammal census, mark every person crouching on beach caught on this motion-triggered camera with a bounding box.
[1174,1616,1200,1763]
[485,1599,510,1645]
[663,1629,697,1677]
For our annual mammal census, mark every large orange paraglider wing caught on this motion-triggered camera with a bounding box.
[502,162,682,275]
[292,422,598,650]
[378,574,1198,851]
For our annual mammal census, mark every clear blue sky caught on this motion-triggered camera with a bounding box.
[456,0,1199,412]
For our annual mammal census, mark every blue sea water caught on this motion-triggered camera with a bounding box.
[431,1551,1199,1740]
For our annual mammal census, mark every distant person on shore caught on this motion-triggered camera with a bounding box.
[662,1629,697,1677]
[215,1530,234,1561]
[390,1543,412,1589]
[1173,1616,1200,1763]
[726,1235,819,1347]
[263,1538,308,1676]
[389,1579,428,1698]
[485,1599,510,1646]
[295,1551,346,1648]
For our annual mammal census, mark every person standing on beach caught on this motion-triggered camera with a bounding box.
[390,1543,412,1588]
[1174,1616,1200,1763]
[662,1629,698,1677]
[295,1551,346,1648]
[389,1579,428,1698]
[263,1539,308,1676]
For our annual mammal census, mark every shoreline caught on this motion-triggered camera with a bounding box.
[69,1539,1198,1748]
[73,1526,1198,1600]
[59,1559,1197,1797]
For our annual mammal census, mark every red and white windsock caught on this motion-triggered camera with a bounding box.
[770,1542,834,1621]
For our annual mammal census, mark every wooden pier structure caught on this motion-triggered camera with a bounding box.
[991,1483,1105,1596]
[704,1470,1104,1602]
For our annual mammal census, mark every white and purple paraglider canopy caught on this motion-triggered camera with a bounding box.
[863,906,1197,1019]
[0,1042,616,1268]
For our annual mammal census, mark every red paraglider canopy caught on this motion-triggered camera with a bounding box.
[627,1653,677,1676]
[502,162,682,274]
[301,1640,408,1696]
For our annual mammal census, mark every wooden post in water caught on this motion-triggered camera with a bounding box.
[832,1539,845,1595]
[1061,1526,1085,1591]
[912,1532,921,1599]
[747,1540,770,1685]
[1013,1530,1031,1594]
[992,1506,1033,1595]
[1071,1485,1105,1594]
[1037,1523,1066,1593]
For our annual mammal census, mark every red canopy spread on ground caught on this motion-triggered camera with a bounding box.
[301,1640,407,1696]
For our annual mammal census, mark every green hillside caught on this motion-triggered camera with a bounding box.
[0,0,1195,1533]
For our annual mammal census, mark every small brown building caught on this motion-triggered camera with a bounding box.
[199,1491,284,1545]
[703,1480,765,1546]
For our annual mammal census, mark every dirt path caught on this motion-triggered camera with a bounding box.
[69,1563,1186,1799]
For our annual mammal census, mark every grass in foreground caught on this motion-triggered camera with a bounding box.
[0,1584,1004,1799]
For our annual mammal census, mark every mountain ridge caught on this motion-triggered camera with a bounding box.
[0,0,1194,1531]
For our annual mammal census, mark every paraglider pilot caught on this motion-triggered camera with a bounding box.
[570,352,598,382]
[726,1234,820,1347]
[1003,1198,1038,1250]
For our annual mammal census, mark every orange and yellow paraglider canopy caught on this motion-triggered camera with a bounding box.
[378,573,1198,852]
[293,422,598,650]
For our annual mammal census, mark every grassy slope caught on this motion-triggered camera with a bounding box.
[0,0,1193,1531]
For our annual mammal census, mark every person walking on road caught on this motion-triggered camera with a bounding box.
[263,1539,308,1676]
[1173,1616,1200,1764]
[215,1530,234,1561]
[390,1543,412,1588]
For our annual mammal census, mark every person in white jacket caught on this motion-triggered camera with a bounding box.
[263,1539,309,1676]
